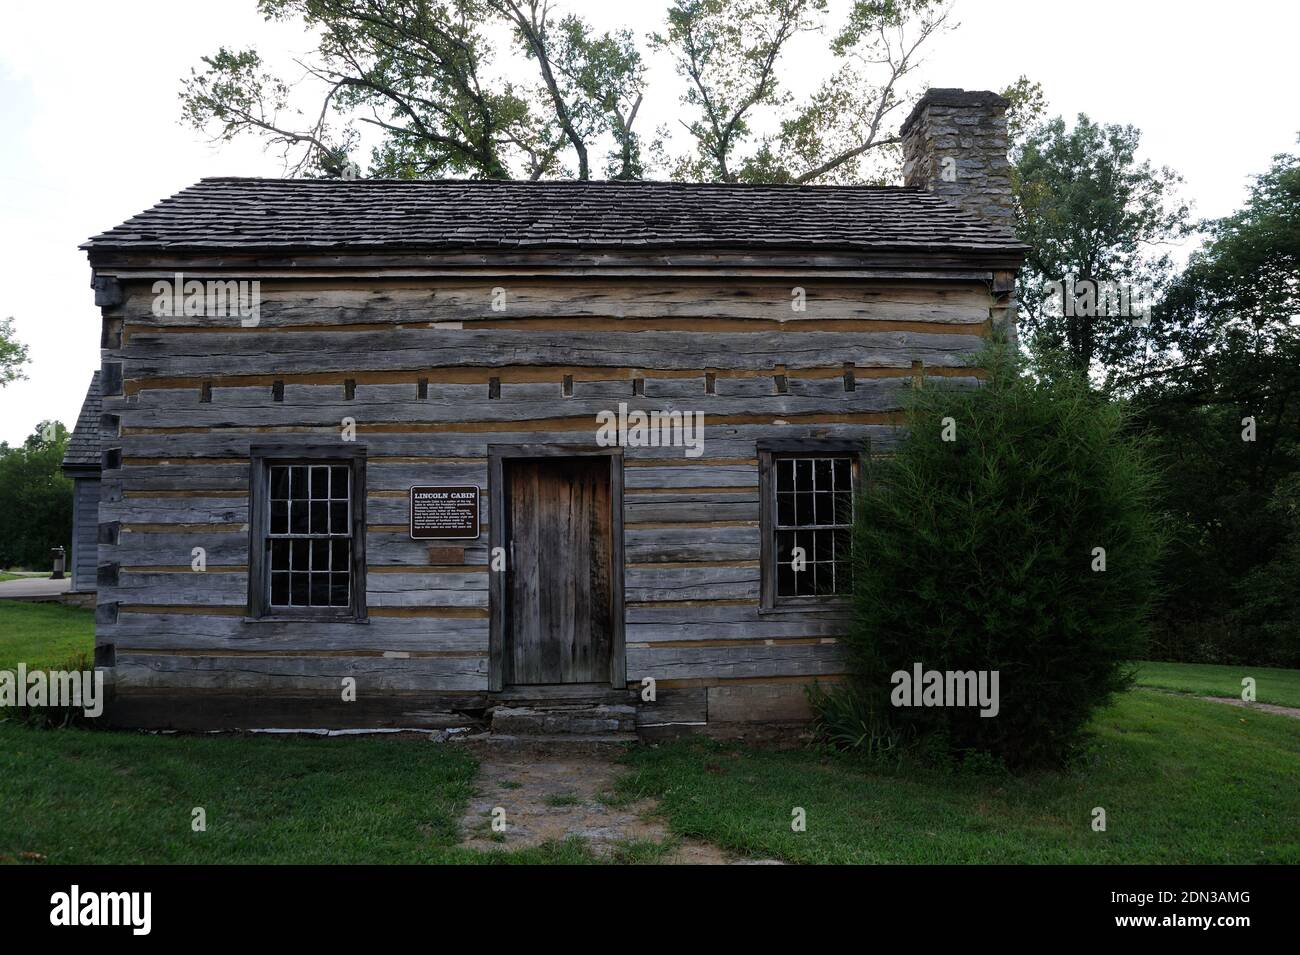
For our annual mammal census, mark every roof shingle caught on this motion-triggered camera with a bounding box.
[61,371,101,472]
[83,178,1024,257]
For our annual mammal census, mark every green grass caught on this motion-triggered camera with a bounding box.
[616,691,1300,864]
[0,573,22,583]
[0,600,94,670]
[1133,660,1300,708]
[2,600,1297,864]
[0,724,624,864]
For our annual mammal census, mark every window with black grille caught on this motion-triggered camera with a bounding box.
[268,464,352,608]
[760,446,859,608]
[248,448,366,620]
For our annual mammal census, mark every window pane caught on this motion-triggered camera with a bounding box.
[776,529,795,567]
[309,466,328,499]
[814,492,834,525]
[290,500,309,534]
[777,458,794,493]
[310,572,330,606]
[331,466,349,499]
[835,491,853,525]
[290,572,310,606]
[331,539,350,570]
[330,500,349,534]
[270,500,288,535]
[330,572,350,607]
[834,528,852,563]
[271,572,290,606]
[290,466,308,500]
[834,458,851,491]
[270,466,289,500]
[310,501,329,534]
[291,538,309,571]
[796,493,815,525]
[814,458,832,491]
[795,458,813,492]
[271,539,290,572]
[777,554,796,596]
[777,492,795,526]
[311,539,330,571]
[813,528,834,562]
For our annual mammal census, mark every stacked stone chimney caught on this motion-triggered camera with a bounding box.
[901,88,1014,228]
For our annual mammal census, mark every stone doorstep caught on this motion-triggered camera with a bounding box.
[489,704,638,736]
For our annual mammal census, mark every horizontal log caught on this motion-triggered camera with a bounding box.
[626,601,849,640]
[625,564,760,602]
[118,328,982,377]
[103,612,488,653]
[115,423,900,460]
[117,279,993,328]
[108,529,489,567]
[625,525,758,563]
[117,377,928,430]
[625,494,759,524]
[114,652,489,692]
[626,641,844,681]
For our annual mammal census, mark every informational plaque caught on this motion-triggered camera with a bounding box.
[409,486,481,540]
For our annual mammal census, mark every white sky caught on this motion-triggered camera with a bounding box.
[0,0,1295,446]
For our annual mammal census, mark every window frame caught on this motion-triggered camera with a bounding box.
[758,438,864,612]
[247,444,368,622]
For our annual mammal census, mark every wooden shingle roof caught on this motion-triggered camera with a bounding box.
[61,371,101,473]
[82,178,1024,258]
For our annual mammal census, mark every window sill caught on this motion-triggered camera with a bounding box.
[243,613,369,625]
[758,600,852,615]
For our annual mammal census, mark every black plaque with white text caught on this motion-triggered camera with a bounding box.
[409,485,481,539]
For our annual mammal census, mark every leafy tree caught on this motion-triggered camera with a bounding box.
[1129,148,1300,665]
[0,316,30,387]
[180,0,951,183]
[656,0,951,183]
[1010,112,1191,377]
[0,421,72,570]
[831,347,1162,767]
[182,0,648,180]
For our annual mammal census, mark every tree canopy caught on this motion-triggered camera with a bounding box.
[180,0,952,182]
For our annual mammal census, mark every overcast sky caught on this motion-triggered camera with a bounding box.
[0,0,1295,447]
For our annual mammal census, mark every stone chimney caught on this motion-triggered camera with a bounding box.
[901,88,1014,227]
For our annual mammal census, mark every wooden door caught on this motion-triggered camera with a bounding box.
[504,457,613,685]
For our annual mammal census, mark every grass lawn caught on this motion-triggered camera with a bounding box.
[616,690,1300,863]
[1,600,1297,864]
[1133,659,1300,708]
[0,600,94,670]
[0,724,626,864]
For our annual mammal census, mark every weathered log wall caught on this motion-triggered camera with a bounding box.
[95,275,1003,730]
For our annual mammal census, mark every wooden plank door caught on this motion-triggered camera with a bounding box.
[504,457,613,685]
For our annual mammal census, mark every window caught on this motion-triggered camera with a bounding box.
[759,440,861,609]
[248,446,367,620]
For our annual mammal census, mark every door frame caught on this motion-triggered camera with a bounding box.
[487,444,626,692]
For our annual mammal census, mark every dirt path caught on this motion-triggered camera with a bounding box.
[457,745,776,864]
[1196,696,1300,719]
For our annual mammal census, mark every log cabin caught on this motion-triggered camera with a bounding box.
[79,88,1024,737]
[61,371,103,597]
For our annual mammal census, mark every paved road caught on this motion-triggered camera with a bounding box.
[0,576,71,600]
